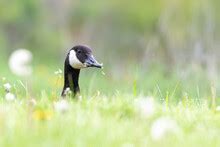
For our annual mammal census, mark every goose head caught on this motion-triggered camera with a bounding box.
[62,45,102,97]
[69,45,102,69]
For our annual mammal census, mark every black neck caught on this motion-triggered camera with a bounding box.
[62,61,80,97]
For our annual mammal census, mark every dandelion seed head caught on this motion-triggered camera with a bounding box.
[78,95,82,101]
[3,83,12,92]
[9,49,33,76]
[5,93,16,101]
[151,117,180,141]
[135,96,156,118]
[54,99,69,113]
[216,106,220,112]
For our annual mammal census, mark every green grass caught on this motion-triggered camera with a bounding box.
[0,64,220,147]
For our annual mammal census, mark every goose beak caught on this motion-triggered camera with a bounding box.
[85,55,103,68]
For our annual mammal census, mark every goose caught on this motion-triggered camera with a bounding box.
[61,45,102,97]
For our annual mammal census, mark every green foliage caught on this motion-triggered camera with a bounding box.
[1,0,219,67]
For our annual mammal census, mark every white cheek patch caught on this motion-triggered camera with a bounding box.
[69,50,86,69]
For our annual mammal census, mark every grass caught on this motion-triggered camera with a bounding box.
[0,63,220,147]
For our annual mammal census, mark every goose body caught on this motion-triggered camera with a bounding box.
[62,45,102,97]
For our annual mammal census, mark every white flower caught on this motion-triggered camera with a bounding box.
[78,95,82,101]
[216,106,220,112]
[135,96,156,118]
[5,93,16,101]
[54,69,63,75]
[54,99,69,113]
[3,83,12,92]
[9,49,33,76]
[151,117,180,141]
[63,87,72,96]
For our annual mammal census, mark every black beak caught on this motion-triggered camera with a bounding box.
[85,55,103,68]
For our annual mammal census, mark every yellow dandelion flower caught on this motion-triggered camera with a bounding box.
[32,109,53,121]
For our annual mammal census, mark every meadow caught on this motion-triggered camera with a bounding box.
[1,0,220,146]
[0,59,220,147]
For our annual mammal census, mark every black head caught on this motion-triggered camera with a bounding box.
[68,45,102,69]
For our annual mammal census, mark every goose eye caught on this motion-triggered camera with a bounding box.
[77,50,81,54]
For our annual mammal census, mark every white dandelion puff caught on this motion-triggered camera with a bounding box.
[3,83,12,92]
[135,96,156,118]
[9,49,33,76]
[5,93,16,101]
[151,117,180,141]
[54,69,63,75]
[216,106,220,112]
[77,95,82,101]
[54,99,69,113]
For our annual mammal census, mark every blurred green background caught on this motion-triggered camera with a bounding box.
[0,0,220,99]
[1,0,219,64]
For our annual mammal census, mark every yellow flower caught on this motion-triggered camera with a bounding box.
[32,109,53,121]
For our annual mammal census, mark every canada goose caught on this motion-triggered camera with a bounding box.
[62,45,102,97]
